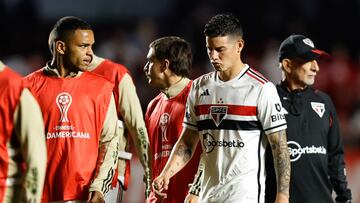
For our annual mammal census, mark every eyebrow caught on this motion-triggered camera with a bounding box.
[148,55,157,60]
[79,42,92,45]
[207,45,226,49]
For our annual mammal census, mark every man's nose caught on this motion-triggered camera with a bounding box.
[312,60,320,72]
[209,50,219,60]
[87,47,94,56]
[143,62,149,72]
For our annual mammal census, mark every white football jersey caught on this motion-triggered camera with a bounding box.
[184,64,287,203]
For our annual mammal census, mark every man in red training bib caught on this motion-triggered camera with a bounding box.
[0,61,46,203]
[144,36,201,203]
[24,16,119,203]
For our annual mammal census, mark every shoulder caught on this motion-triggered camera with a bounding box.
[313,88,331,100]
[242,67,276,95]
[103,59,129,74]
[311,88,335,108]
[95,59,130,82]
[244,67,270,86]
[1,67,24,92]
[23,68,46,87]
[85,70,110,80]
[24,68,44,80]
[1,66,22,82]
[192,72,215,89]
[83,71,114,90]
[185,80,193,93]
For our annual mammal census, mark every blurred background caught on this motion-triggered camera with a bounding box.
[0,0,359,202]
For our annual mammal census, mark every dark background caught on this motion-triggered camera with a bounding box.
[1,0,358,143]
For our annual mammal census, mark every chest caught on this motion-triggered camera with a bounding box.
[31,78,105,123]
[197,83,259,106]
[148,98,186,130]
[282,96,330,145]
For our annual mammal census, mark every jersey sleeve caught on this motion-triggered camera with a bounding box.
[257,82,287,135]
[14,88,47,203]
[89,95,119,196]
[118,73,150,170]
[325,94,352,202]
[183,82,198,130]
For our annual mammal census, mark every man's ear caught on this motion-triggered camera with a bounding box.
[55,41,66,55]
[161,59,170,72]
[237,38,245,53]
[281,58,292,74]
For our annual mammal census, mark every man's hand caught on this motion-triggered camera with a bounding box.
[184,193,199,203]
[145,191,157,203]
[87,191,104,203]
[152,174,170,199]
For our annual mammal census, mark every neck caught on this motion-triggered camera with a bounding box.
[162,74,183,91]
[50,56,75,77]
[282,78,306,91]
[162,77,190,99]
[218,61,245,81]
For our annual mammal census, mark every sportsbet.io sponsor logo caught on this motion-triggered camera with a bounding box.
[202,133,245,153]
[288,141,327,162]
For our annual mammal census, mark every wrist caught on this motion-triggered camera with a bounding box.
[88,189,104,198]
[276,192,289,201]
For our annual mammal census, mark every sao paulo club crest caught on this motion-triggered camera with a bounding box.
[210,106,228,126]
[311,102,325,118]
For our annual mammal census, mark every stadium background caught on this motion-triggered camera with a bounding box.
[0,0,359,202]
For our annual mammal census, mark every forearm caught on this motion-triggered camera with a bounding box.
[89,132,119,195]
[268,129,290,197]
[90,96,119,195]
[161,128,199,179]
[15,88,47,202]
[119,74,151,170]
[161,140,194,179]
[129,127,151,171]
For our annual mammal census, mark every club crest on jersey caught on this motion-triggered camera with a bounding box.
[210,106,227,126]
[311,102,325,118]
[160,113,170,142]
[56,92,72,122]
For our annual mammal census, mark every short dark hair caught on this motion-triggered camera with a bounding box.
[204,13,243,38]
[149,36,192,78]
[48,16,92,53]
